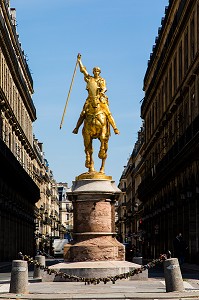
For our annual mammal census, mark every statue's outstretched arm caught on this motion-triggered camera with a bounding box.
[77,53,89,77]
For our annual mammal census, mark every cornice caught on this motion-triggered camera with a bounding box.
[0,2,36,121]
[142,0,195,116]
[0,0,33,93]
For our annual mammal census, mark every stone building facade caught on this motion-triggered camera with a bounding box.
[0,0,40,260]
[0,0,64,260]
[57,183,73,240]
[117,157,132,245]
[138,0,199,263]
[33,139,60,255]
[117,126,144,258]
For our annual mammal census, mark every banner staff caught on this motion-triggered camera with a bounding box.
[59,55,79,129]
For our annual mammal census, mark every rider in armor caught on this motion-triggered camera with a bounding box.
[72,54,119,135]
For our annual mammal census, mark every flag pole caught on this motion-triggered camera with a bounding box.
[59,56,79,129]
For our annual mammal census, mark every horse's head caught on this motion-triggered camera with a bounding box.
[89,95,100,110]
[86,77,100,97]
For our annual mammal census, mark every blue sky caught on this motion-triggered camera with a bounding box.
[12,0,169,186]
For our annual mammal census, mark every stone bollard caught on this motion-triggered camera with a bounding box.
[33,255,45,279]
[163,258,184,292]
[132,256,143,265]
[9,260,29,294]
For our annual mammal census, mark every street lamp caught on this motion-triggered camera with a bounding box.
[180,191,186,200]
[186,190,192,198]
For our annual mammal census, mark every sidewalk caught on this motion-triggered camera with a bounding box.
[0,261,198,299]
[0,276,199,299]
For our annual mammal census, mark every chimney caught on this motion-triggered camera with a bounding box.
[5,0,10,8]
[38,142,43,152]
[10,8,16,26]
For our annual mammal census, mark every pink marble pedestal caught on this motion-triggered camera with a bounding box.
[64,178,125,262]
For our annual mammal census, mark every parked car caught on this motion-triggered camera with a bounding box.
[52,239,69,257]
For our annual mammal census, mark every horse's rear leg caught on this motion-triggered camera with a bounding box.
[85,153,95,172]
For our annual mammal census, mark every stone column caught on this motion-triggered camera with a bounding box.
[64,179,125,261]
[33,255,45,279]
[9,260,29,294]
[164,258,184,292]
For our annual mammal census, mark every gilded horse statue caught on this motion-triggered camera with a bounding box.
[73,54,119,175]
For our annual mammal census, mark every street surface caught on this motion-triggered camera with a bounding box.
[0,259,198,299]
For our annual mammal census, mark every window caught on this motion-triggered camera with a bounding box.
[178,43,182,83]
[184,96,189,129]
[162,82,165,114]
[157,92,160,123]
[165,76,168,110]
[169,66,172,102]
[190,85,196,121]
[173,113,178,142]
[9,132,12,149]
[151,104,154,133]
[154,98,157,128]
[184,30,189,73]
[190,16,195,62]
[158,89,163,121]
[178,104,184,137]
[173,56,177,92]
[197,4,199,50]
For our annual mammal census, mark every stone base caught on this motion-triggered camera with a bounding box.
[66,178,125,262]
[42,261,148,282]
[64,236,124,261]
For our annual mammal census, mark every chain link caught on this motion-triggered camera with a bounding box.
[20,252,167,285]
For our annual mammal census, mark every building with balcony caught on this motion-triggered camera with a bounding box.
[117,125,144,258]
[33,140,60,255]
[138,0,199,263]
[117,167,128,244]
[0,0,40,260]
[57,182,73,240]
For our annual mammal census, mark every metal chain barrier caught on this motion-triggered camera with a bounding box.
[19,252,167,285]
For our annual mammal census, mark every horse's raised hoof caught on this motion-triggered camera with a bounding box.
[85,161,90,168]
[98,149,105,159]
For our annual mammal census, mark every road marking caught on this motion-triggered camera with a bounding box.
[160,280,195,289]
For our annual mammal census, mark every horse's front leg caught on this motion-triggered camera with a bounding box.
[100,158,106,174]
[99,138,108,173]
[83,132,95,172]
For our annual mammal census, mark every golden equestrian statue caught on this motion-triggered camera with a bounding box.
[72,54,119,178]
